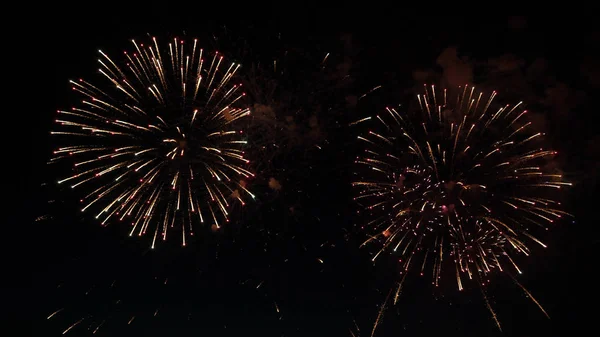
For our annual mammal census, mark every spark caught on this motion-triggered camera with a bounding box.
[349,117,372,126]
[47,308,63,319]
[371,289,392,337]
[359,85,382,100]
[93,320,105,334]
[62,318,84,334]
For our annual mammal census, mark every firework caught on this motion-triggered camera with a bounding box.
[239,36,351,172]
[51,37,255,247]
[218,32,351,230]
[352,85,571,327]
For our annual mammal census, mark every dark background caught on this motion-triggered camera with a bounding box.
[26,10,598,337]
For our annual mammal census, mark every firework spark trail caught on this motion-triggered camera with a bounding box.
[348,317,361,337]
[509,273,550,319]
[47,308,64,319]
[353,84,572,326]
[93,320,105,334]
[62,317,84,335]
[359,85,382,100]
[52,37,255,247]
[370,289,392,337]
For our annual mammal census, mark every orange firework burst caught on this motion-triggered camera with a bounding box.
[352,84,572,329]
[51,37,255,248]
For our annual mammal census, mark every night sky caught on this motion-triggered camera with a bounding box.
[28,11,599,337]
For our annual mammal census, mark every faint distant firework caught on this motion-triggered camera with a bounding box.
[352,85,572,329]
[230,30,352,173]
[213,31,354,232]
[51,37,255,247]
